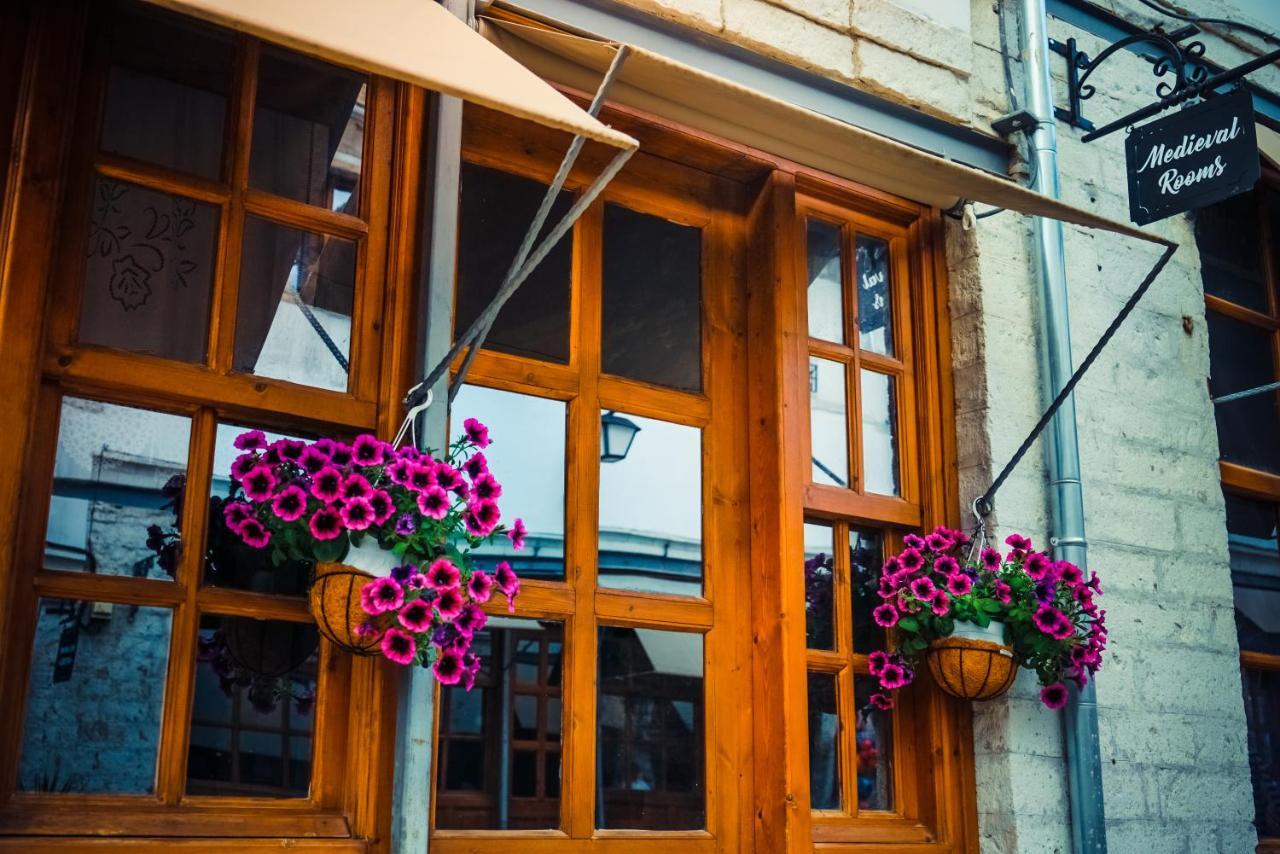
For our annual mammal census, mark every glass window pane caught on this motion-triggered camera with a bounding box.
[806,219,844,344]
[851,529,886,654]
[234,216,355,392]
[98,3,232,179]
[1227,493,1280,655]
[602,203,702,392]
[44,397,190,580]
[1195,189,1268,313]
[186,615,319,797]
[80,178,219,363]
[810,357,849,487]
[1208,312,1280,473]
[19,598,172,794]
[855,235,893,355]
[854,675,894,811]
[860,370,899,496]
[456,163,573,363]
[804,522,835,650]
[205,422,313,595]
[598,414,702,596]
[1242,666,1280,839]
[250,46,365,212]
[597,627,704,830]
[807,671,841,811]
[436,619,564,831]
[453,385,566,580]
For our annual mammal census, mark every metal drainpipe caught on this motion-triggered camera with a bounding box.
[1016,0,1107,851]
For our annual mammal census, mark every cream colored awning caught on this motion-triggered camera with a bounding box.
[1258,123,1280,170]
[483,18,1169,246]
[141,0,636,151]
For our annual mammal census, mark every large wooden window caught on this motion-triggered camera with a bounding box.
[1199,172,1280,852]
[0,0,398,838]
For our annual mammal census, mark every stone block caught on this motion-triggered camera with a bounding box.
[850,0,973,75]
[763,0,847,30]
[723,0,855,80]
[852,38,971,123]
[618,0,725,31]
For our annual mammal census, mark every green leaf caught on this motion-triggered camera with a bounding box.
[312,532,350,564]
[972,612,991,629]
[936,616,955,636]
[898,616,920,633]
[979,598,1003,614]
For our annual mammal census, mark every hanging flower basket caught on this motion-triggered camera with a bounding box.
[220,418,527,688]
[925,620,1018,701]
[865,527,1107,712]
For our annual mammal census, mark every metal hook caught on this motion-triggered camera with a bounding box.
[392,389,434,450]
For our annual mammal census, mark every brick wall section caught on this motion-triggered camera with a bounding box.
[598,0,1267,850]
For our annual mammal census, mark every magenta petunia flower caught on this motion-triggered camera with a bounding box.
[980,547,1003,572]
[994,580,1013,604]
[368,490,395,526]
[868,650,889,676]
[433,646,465,685]
[946,573,973,596]
[462,653,481,691]
[877,576,898,599]
[467,569,494,603]
[426,558,460,591]
[434,463,466,493]
[273,439,306,464]
[380,628,416,666]
[234,429,269,451]
[407,571,429,590]
[230,453,259,482]
[903,533,925,550]
[882,556,902,577]
[909,576,936,600]
[434,587,465,621]
[455,603,488,637]
[464,498,501,537]
[934,556,959,575]
[495,560,519,613]
[1040,682,1069,710]
[1005,533,1032,552]
[925,532,951,552]
[1025,552,1052,580]
[386,458,414,486]
[417,486,451,520]
[351,434,387,466]
[312,438,338,457]
[406,463,436,492]
[238,518,271,549]
[310,466,344,503]
[341,473,372,501]
[869,692,894,711]
[897,591,922,614]
[471,473,502,501]
[1033,605,1070,638]
[222,501,254,532]
[241,465,278,502]
[462,452,488,480]
[1056,561,1084,587]
[271,485,308,522]
[298,446,331,475]
[879,662,911,690]
[897,548,925,573]
[361,577,405,615]
[398,599,434,633]
[872,603,899,628]
[340,497,375,531]
[462,417,490,449]
[329,442,354,467]
[309,507,343,541]
[506,518,527,551]
[931,590,951,616]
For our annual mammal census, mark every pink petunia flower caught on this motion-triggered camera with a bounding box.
[471,473,502,501]
[234,429,269,452]
[463,417,490,449]
[1040,682,1069,710]
[340,497,375,531]
[902,533,925,550]
[398,599,434,633]
[434,587,465,621]
[507,518,527,551]
[351,434,387,467]
[868,650,890,676]
[462,452,488,480]
[380,628,416,665]
[271,485,308,522]
[368,490,395,526]
[230,453,259,482]
[238,518,271,549]
[309,507,343,541]
[433,646,465,685]
[310,466,344,503]
[980,547,1003,572]
[994,580,1013,604]
[946,573,973,596]
[934,556,959,575]
[426,559,460,591]
[298,446,331,476]
[931,590,951,616]
[434,463,466,494]
[406,463,436,492]
[878,661,912,690]
[494,561,520,613]
[241,465,278,502]
[872,603,899,628]
[417,486,451,520]
[454,603,488,638]
[273,439,306,464]
[897,548,925,573]
[925,531,952,552]
[361,577,405,615]
[467,569,494,604]
[909,576,936,600]
[869,692,894,711]
[222,501,254,532]
[464,498,501,537]
[341,473,373,501]
[386,458,413,486]
[1025,552,1052,580]
[1005,533,1032,553]
[328,442,354,467]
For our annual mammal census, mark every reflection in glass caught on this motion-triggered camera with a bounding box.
[860,370,899,495]
[602,203,702,391]
[1242,666,1280,838]
[251,46,365,212]
[807,671,841,811]
[1195,189,1268,313]
[79,179,220,364]
[804,522,835,650]
[205,423,314,596]
[99,2,233,179]
[19,599,172,794]
[436,619,563,830]
[1227,494,1280,656]
[855,236,893,355]
[851,529,886,654]
[1208,313,1280,474]
[186,615,318,797]
[854,675,894,811]
[806,219,844,344]
[234,216,355,392]
[598,414,702,596]
[454,386,566,580]
[597,627,704,830]
[810,358,849,487]
[456,163,574,363]
[44,397,190,581]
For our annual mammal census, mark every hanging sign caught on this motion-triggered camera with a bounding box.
[1125,89,1260,225]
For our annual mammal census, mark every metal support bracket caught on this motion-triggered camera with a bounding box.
[1049,37,1096,132]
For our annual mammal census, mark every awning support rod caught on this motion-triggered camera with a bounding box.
[403,49,635,411]
[1213,379,1280,405]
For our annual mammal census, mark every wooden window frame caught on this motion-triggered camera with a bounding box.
[1204,166,1280,854]
[0,1,428,847]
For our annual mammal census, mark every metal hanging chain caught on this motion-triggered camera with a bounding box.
[974,241,1178,518]
[1212,379,1280,405]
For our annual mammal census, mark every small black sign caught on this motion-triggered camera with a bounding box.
[1125,89,1260,225]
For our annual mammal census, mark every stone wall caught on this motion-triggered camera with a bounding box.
[597,0,1270,850]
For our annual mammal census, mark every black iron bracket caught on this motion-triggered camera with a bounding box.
[1049,37,1096,132]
